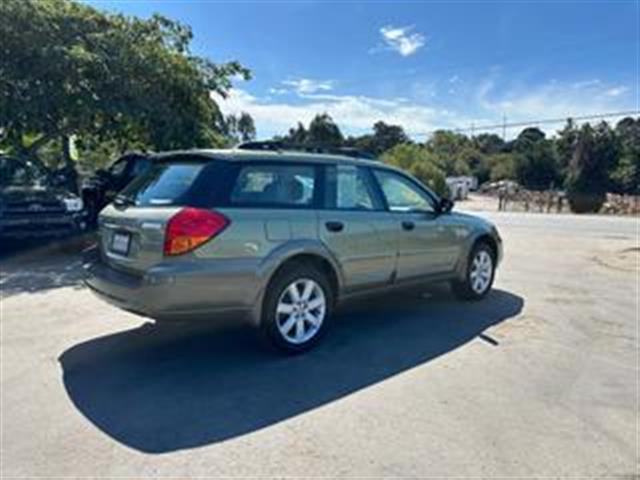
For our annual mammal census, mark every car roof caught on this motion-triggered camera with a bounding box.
[150,148,386,168]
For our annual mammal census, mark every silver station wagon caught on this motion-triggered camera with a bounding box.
[85,142,503,353]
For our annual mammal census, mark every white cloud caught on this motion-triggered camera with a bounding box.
[571,79,601,89]
[476,78,634,136]
[478,79,632,118]
[281,78,334,94]
[449,75,460,83]
[214,88,475,138]
[215,76,634,141]
[604,86,629,97]
[378,25,425,57]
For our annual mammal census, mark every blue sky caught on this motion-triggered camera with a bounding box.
[89,0,638,139]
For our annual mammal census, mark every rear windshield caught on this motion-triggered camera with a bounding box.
[117,157,232,208]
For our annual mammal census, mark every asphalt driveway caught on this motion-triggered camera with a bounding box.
[0,211,637,477]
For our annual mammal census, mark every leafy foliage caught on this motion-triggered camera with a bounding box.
[0,0,249,166]
[223,112,257,145]
[609,118,639,195]
[565,125,608,213]
[381,144,448,197]
[512,130,560,190]
[276,114,638,212]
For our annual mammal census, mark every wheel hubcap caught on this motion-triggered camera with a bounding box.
[470,250,493,294]
[276,278,326,344]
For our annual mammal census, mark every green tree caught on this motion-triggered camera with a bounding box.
[0,0,249,168]
[555,119,579,178]
[513,128,559,189]
[515,127,546,147]
[410,162,449,198]
[223,112,256,144]
[565,124,608,213]
[237,112,256,142]
[288,123,308,144]
[381,143,448,197]
[306,113,343,147]
[486,153,517,181]
[425,130,470,175]
[473,133,505,155]
[609,117,639,194]
[370,121,410,155]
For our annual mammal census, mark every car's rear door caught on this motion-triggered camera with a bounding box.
[371,168,459,280]
[318,164,396,292]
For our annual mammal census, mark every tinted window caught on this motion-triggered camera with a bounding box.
[119,163,203,206]
[230,164,316,207]
[325,165,378,210]
[373,169,435,213]
[109,159,127,177]
[0,157,50,187]
[131,158,151,176]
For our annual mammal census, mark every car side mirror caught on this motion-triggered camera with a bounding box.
[438,197,454,214]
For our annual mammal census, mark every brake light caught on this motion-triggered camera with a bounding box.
[164,208,229,256]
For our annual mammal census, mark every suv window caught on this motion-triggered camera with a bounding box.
[131,158,151,176]
[325,165,379,210]
[230,164,316,207]
[109,159,128,177]
[373,169,436,213]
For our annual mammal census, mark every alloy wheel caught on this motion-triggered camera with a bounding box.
[275,278,326,344]
[469,250,493,294]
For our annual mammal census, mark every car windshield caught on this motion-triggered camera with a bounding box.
[0,157,51,188]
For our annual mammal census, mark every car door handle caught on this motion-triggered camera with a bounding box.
[325,221,344,233]
[401,220,415,231]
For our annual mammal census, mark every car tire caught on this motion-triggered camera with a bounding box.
[452,242,496,301]
[261,262,333,354]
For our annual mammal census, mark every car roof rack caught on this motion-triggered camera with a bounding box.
[236,141,376,160]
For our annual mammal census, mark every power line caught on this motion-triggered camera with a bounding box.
[413,110,640,137]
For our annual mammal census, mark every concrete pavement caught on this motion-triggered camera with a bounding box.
[1,211,637,477]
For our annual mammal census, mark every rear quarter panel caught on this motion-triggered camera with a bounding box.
[196,208,328,321]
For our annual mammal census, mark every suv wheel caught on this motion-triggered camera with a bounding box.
[452,243,495,300]
[262,264,333,353]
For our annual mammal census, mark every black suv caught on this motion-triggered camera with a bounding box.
[81,152,151,225]
[0,156,87,240]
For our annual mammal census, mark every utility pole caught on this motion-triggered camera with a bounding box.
[502,114,507,140]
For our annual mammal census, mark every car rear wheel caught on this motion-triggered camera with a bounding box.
[452,243,495,300]
[261,263,333,353]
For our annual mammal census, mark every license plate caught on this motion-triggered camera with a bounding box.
[110,232,131,255]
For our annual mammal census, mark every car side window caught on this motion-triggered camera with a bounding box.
[373,169,435,213]
[325,165,379,210]
[230,164,316,207]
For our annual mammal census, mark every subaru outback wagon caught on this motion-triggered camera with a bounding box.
[85,143,502,352]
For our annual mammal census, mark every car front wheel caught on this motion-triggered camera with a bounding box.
[452,243,496,300]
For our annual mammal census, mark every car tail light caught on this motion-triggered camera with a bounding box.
[164,208,229,256]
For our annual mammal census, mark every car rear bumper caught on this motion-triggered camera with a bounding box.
[83,250,259,322]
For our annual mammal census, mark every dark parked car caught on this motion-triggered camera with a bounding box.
[0,156,87,240]
[81,152,151,225]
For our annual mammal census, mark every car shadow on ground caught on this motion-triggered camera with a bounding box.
[59,287,523,454]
